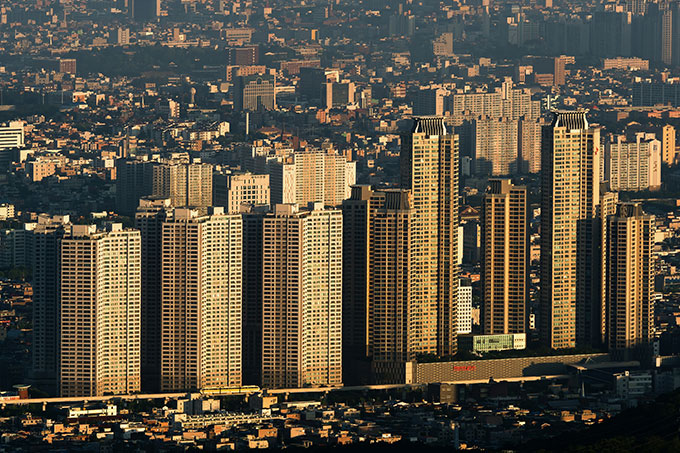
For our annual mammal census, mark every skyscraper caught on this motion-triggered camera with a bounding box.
[160,208,242,392]
[59,224,141,397]
[153,162,213,208]
[540,110,601,349]
[661,124,676,166]
[605,134,661,192]
[261,203,342,388]
[481,179,528,335]
[400,116,459,356]
[241,204,268,386]
[268,151,356,207]
[31,214,70,395]
[607,203,655,354]
[343,186,415,384]
[135,197,170,392]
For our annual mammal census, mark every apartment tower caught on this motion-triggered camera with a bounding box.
[400,116,459,356]
[481,179,528,335]
[59,224,141,397]
[540,110,601,349]
[268,151,356,207]
[342,186,415,384]
[134,197,171,392]
[31,214,70,395]
[160,208,242,391]
[261,203,342,388]
[607,203,655,353]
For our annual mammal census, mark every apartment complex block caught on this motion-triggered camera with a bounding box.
[607,203,655,352]
[401,116,459,357]
[481,179,528,335]
[540,110,601,349]
[261,203,342,388]
[59,224,141,397]
[606,134,661,192]
[269,151,356,207]
[159,208,242,391]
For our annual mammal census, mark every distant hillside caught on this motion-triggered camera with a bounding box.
[522,390,680,452]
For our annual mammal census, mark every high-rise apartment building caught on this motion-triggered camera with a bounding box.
[59,224,141,397]
[400,116,459,356]
[607,203,655,352]
[227,46,259,66]
[134,198,170,392]
[474,117,519,176]
[213,173,270,213]
[117,158,212,213]
[159,208,242,392]
[343,186,415,384]
[116,159,155,215]
[519,116,543,173]
[606,134,661,191]
[261,203,342,388]
[269,151,356,207]
[481,180,528,335]
[298,67,338,105]
[323,81,356,109]
[596,191,620,346]
[241,204,268,386]
[449,86,540,124]
[31,215,70,395]
[153,162,213,208]
[553,55,567,86]
[450,82,542,174]
[662,124,676,165]
[540,110,601,349]
[414,88,447,116]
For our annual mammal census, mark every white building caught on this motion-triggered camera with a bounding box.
[606,134,661,191]
[458,281,473,334]
[0,121,24,149]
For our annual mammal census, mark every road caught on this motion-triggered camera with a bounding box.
[1,375,571,406]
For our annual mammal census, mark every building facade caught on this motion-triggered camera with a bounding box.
[269,151,356,207]
[159,208,242,391]
[481,179,528,335]
[540,110,601,349]
[606,134,661,191]
[400,116,459,356]
[59,224,141,397]
[607,203,655,352]
[261,203,342,388]
[213,173,270,213]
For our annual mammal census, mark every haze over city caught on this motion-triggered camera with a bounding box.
[2,0,680,451]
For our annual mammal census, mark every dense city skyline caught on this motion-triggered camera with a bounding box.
[2,0,680,451]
